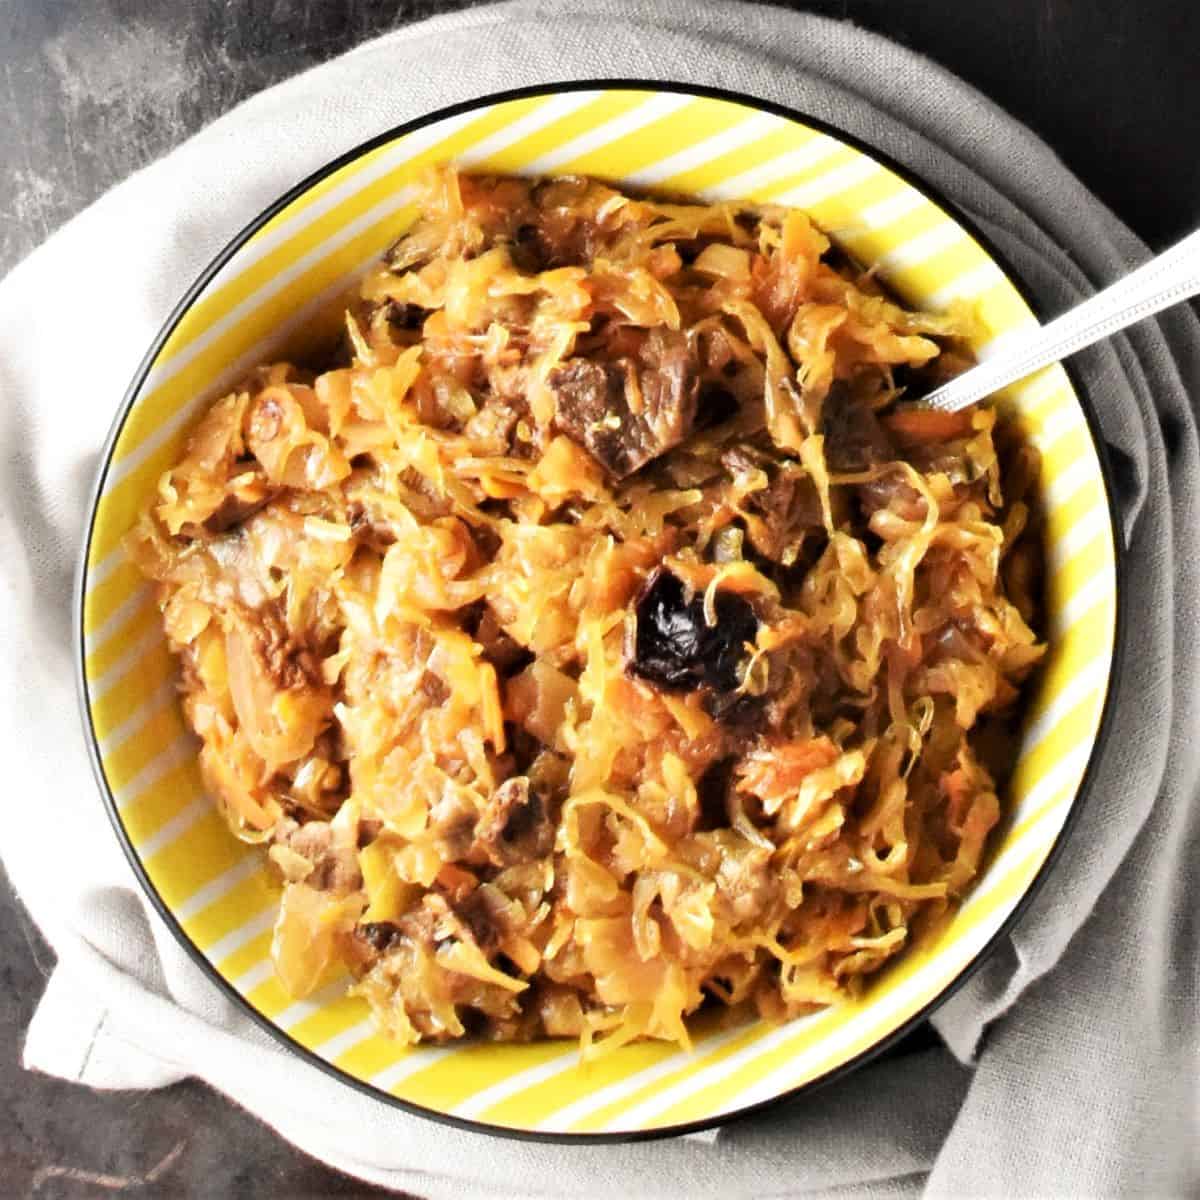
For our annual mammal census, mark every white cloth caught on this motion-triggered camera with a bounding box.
[2,2,1198,1195]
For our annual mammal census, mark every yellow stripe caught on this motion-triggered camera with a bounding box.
[121,759,204,842]
[216,929,273,980]
[85,599,159,680]
[547,97,727,177]
[184,877,279,953]
[143,811,246,909]
[100,706,189,795]
[84,559,146,636]
[330,1030,412,1078]
[483,1019,750,1129]
[666,124,824,193]
[89,645,174,740]
[288,994,371,1048]
[395,1040,576,1112]
[799,169,906,232]
[477,91,658,173]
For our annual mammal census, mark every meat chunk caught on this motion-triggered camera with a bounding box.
[273,819,361,894]
[250,601,323,691]
[473,776,555,867]
[722,445,823,561]
[549,330,699,478]
[200,487,274,535]
[820,382,895,473]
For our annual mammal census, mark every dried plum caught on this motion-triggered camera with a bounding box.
[628,568,758,705]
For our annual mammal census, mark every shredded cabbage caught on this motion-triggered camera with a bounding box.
[127,168,1045,1053]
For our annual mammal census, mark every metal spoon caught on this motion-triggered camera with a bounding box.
[923,228,1200,412]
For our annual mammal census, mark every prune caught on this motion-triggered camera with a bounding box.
[628,569,758,703]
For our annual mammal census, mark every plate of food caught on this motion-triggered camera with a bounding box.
[76,82,1122,1140]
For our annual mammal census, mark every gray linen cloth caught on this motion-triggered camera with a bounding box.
[1,2,1197,1195]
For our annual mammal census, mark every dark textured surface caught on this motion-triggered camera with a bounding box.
[2,0,1197,1195]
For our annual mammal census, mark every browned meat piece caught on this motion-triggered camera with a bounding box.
[452,884,513,955]
[201,487,274,535]
[474,776,555,867]
[473,604,533,676]
[463,396,524,452]
[821,382,896,473]
[722,445,823,560]
[549,330,699,478]
[251,602,323,692]
[275,819,361,894]
[428,790,480,861]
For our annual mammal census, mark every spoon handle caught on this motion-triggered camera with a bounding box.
[923,228,1200,412]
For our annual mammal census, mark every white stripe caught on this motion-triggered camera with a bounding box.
[177,855,265,922]
[453,1047,580,1121]
[204,906,276,965]
[858,188,926,230]
[456,91,604,166]
[1017,658,1110,762]
[1008,365,1070,414]
[873,219,966,272]
[97,676,176,758]
[521,92,694,175]
[925,261,1005,311]
[1055,569,1113,633]
[1048,505,1111,573]
[232,958,274,992]
[1043,454,1096,512]
[370,1046,450,1092]
[315,1018,377,1063]
[88,622,161,694]
[536,1023,748,1133]
[1008,742,1093,827]
[275,979,350,1030]
[201,902,276,960]
[85,544,127,592]
[699,133,841,201]
[84,585,154,653]
[772,157,882,210]
[113,733,194,809]
[138,794,209,859]
[619,111,784,188]
[1036,403,1084,454]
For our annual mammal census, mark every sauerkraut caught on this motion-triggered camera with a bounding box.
[127,168,1045,1053]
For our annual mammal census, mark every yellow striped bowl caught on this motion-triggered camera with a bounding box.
[77,83,1122,1140]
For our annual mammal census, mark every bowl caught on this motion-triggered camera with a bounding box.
[76,82,1122,1140]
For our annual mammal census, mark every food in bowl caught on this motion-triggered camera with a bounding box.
[126,168,1044,1054]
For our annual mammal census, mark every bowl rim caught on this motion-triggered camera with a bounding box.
[73,77,1129,1144]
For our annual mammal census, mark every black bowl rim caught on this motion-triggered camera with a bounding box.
[73,78,1128,1145]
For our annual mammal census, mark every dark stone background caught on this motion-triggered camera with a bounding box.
[2,1,1197,1195]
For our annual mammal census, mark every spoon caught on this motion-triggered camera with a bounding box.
[922,227,1200,412]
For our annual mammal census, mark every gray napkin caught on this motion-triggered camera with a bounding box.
[2,1,1197,1195]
